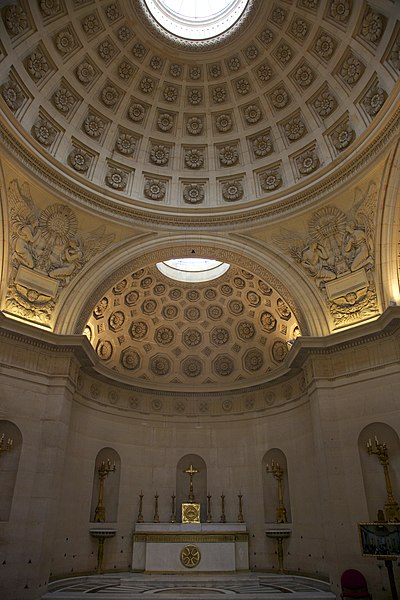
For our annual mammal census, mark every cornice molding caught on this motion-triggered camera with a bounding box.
[0,94,399,231]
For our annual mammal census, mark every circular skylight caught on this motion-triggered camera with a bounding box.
[144,0,249,40]
[157,258,230,282]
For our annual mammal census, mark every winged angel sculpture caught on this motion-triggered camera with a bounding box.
[6,180,115,324]
[273,183,378,326]
[273,183,377,288]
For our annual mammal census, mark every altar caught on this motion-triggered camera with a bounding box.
[132,522,249,573]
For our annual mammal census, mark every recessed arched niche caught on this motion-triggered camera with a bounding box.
[89,447,121,523]
[176,454,207,523]
[0,420,22,522]
[358,423,400,522]
[262,449,292,524]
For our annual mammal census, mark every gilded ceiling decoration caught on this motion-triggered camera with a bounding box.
[0,0,398,219]
[85,264,301,387]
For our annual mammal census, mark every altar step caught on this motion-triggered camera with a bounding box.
[42,573,335,599]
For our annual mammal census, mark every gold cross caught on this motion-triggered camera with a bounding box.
[184,464,199,501]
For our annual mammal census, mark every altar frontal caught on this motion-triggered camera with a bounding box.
[132,463,249,573]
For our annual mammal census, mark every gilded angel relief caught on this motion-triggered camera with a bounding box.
[6,179,115,325]
[273,182,379,327]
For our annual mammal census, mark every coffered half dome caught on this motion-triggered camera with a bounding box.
[84,260,301,390]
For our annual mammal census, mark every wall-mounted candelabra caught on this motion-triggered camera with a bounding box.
[367,436,400,522]
[266,460,288,524]
[0,432,13,457]
[94,459,116,523]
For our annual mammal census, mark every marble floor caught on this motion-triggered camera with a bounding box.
[42,573,336,600]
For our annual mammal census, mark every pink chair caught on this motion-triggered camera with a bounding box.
[341,569,372,599]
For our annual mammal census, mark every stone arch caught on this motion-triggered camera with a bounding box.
[55,233,329,338]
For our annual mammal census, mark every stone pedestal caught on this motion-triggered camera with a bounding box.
[132,523,249,573]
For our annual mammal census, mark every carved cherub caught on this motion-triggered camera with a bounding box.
[273,229,336,288]
[48,226,114,284]
[342,182,376,272]
[9,180,41,269]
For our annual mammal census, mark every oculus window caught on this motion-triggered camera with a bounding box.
[144,0,249,40]
[156,258,230,282]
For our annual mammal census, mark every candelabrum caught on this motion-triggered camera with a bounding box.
[220,493,226,523]
[266,460,288,524]
[0,432,13,457]
[137,491,144,523]
[94,459,116,523]
[237,494,244,523]
[206,494,212,523]
[170,493,176,523]
[153,492,159,523]
[367,436,400,522]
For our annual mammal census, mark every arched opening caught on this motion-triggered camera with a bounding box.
[358,423,400,522]
[262,448,291,524]
[90,447,121,523]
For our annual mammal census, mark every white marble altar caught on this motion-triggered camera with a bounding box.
[132,523,249,573]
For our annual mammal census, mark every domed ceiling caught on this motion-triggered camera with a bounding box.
[85,263,301,388]
[0,0,399,223]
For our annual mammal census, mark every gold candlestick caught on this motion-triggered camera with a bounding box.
[137,491,144,523]
[0,432,13,457]
[206,494,212,523]
[367,436,400,522]
[220,493,226,523]
[153,492,159,523]
[266,460,288,524]
[184,464,199,502]
[238,493,244,523]
[170,493,176,523]
[94,459,116,523]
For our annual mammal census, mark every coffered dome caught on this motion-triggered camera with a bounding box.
[0,0,399,225]
[85,261,301,390]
